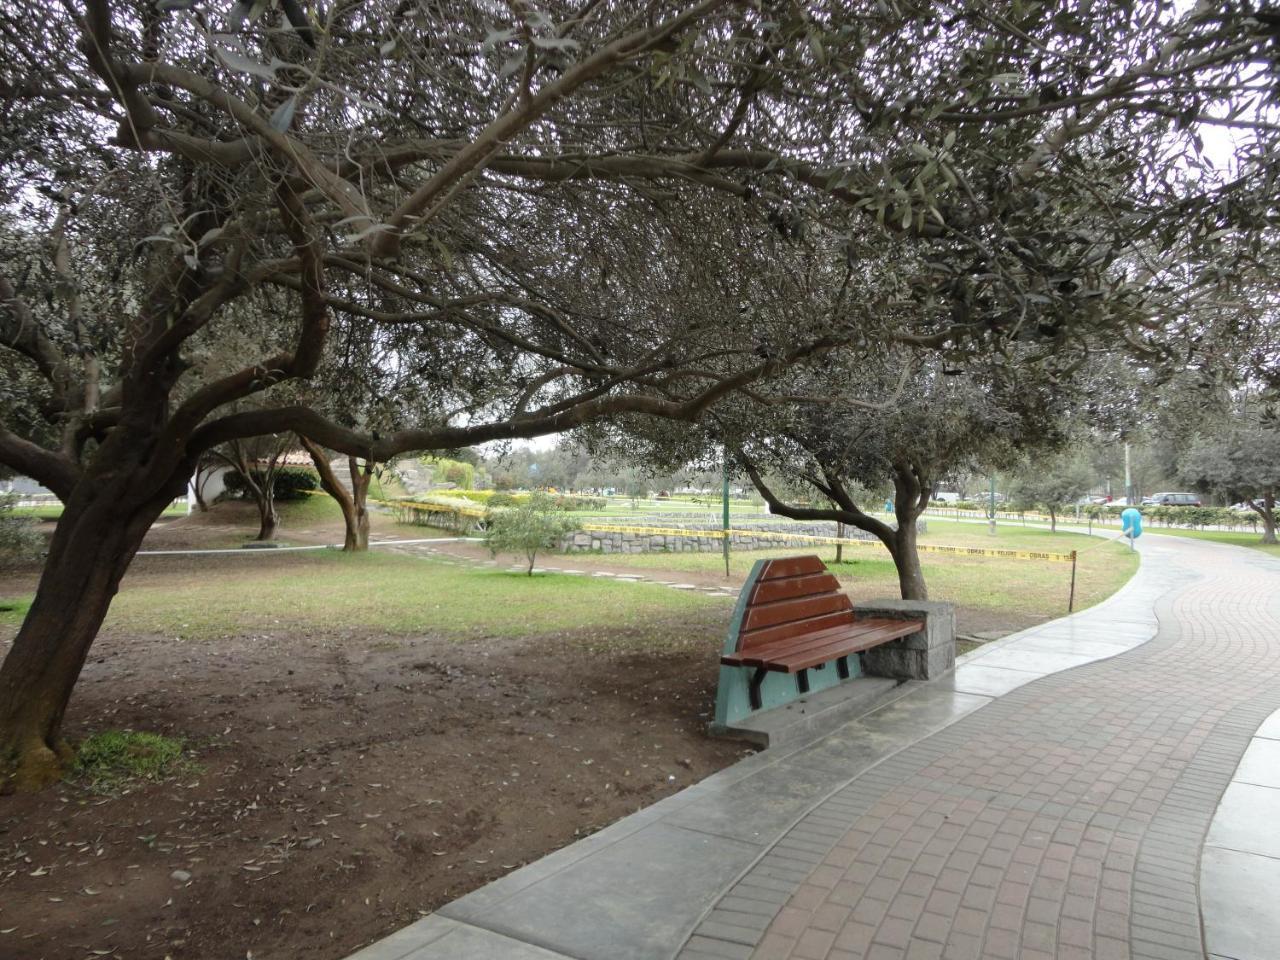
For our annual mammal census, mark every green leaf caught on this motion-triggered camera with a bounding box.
[268,96,298,133]
[212,42,277,80]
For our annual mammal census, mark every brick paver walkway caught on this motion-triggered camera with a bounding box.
[680,538,1280,960]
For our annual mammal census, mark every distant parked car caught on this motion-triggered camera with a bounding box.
[1147,492,1202,507]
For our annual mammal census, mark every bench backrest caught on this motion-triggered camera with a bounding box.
[735,555,854,652]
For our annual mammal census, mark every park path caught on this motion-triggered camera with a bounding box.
[346,532,1280,960]
[681,534,1280,960]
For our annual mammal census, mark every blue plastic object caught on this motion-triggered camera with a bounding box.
[1121,507,1143,539]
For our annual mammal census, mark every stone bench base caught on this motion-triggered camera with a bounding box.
[854,599,956,680]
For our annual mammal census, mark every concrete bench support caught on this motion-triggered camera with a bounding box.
[854,599,956,680]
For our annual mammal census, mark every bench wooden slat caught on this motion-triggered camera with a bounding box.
[740,591,853,632]
[724,619,900,666]
[754,622,924,673]
[749,572,842,606]
[737,609,858,649]
[723,619,922,670]
[755,556,828,581]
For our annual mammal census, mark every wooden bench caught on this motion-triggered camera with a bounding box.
[721,555,925,711]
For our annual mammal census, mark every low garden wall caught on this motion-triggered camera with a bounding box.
[557,520,926,555]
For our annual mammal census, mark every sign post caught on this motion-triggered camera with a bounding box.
[722,451,731,578]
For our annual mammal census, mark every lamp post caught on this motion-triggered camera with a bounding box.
[1124,440,1134,506]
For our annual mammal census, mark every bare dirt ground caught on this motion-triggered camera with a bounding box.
[0,508,748,960]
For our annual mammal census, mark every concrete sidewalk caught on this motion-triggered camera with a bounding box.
[346,533,1280,960]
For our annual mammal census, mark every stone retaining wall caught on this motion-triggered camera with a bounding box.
[557,520,926,555]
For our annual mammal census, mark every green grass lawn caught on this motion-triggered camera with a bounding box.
[12,501,190,521]
[581,523,1138,622]
[1144,526,1280,556]
[10,551,719,641]
[0,596,31,627]
[275,493,346,525]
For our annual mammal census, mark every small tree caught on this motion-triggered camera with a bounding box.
[211,436,293,541]
[1181,417,1280,545]
[1008,455,1093,532]
[484,492,579,576]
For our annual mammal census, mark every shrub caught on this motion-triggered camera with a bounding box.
[432,489,604,511]
[551,494,606,511]
[223,467,318,501]
[274,468,320,500]
[435,489,509,504]
[421,456,475,490]
[484,491,580,575]
[444,461,474,489]
[0,493,42,560]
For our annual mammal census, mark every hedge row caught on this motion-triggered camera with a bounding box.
[1091,505,1276,530]
[933,500,1275,531]
[411,490,606,512]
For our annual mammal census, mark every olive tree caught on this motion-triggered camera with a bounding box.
[1181,413,1280,544]
[1007,453,1094,532]
[484,492,580,576]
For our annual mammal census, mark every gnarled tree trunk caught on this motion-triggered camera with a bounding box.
[741,457,931,601]
[0,475,178,792]
[213,439,286,541]
[1255,491,1277,545]
[300,436,373,551]
[255,491,279,541]
[888,514,928,601]
[886,461,929,600]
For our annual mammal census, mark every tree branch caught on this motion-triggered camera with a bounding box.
[0,426,79,501]
[370,0,735,256]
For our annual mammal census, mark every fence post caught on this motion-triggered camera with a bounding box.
[1068,550,1078,613]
